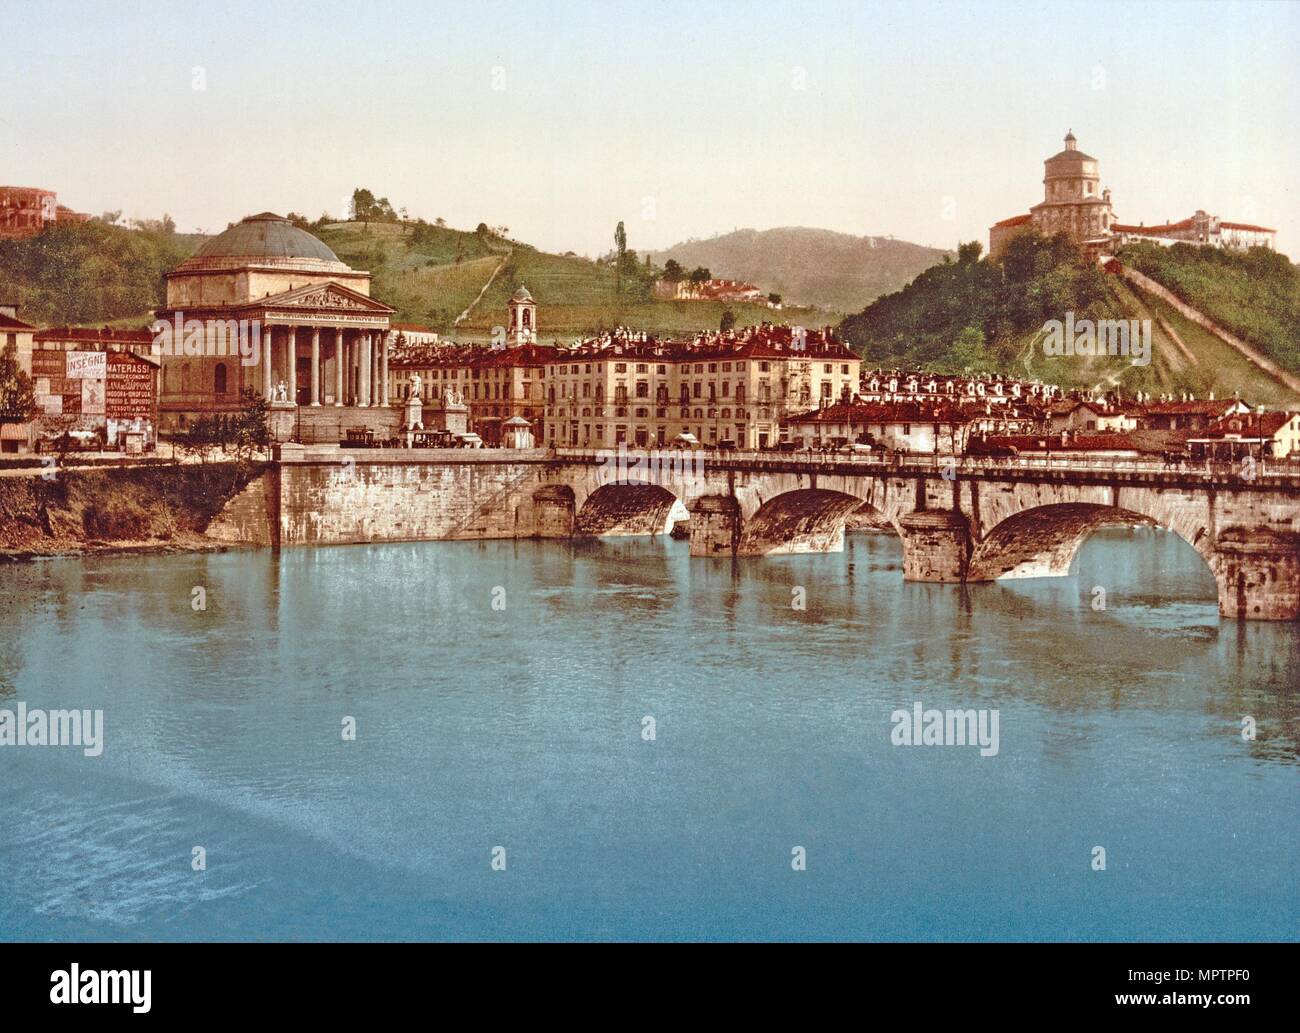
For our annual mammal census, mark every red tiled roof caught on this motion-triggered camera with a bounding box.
[1219,221,1275,233]
[390,324,855,370]
[992,214,1032,229]
[1140,400,1235,416]
[0,312,37,331]
[1203,412,1296,438]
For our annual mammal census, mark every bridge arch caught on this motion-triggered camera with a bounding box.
[574,482,680,537]
[968,502,1178,581]
[738,488,883,555]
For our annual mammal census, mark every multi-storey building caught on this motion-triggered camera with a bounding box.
[390,311,860,449]
[0,186,90,240]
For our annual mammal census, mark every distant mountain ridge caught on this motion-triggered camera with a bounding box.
[648,227,951,313]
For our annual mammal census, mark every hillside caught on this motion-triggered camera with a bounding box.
[316,221,826,340]
[648,227,951,312]
[0,221,201,326]
[1116,242,1300,372]
[0,216,825,340]
[839,234,1300,406]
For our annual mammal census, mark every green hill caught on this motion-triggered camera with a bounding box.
[0,220,201,326]
[648,226,951,312]
[0,216,828,339]
[316,221,827,341]
[839,234,1299,405]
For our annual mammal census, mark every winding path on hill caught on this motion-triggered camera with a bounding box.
[454,247,513,327]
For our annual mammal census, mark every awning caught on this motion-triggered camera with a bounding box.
[0,421,32,441]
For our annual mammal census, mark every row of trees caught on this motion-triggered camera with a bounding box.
[176,389,271,462]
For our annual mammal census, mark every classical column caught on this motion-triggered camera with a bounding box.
[308,328,321,405]
[334,329,344,406]
[263,326,274,399]
[380,333,390,405]
[285,326,298,405]
[371,334,381,405]
[358,333,371,407]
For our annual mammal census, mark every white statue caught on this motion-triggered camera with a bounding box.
[409,372,422,397]
[275,380,288,402]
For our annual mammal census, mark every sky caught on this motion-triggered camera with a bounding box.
[2,0,1297,257]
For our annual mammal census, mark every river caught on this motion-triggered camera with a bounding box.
[0,528,1296,941]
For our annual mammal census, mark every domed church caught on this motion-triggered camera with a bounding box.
[156,212,395,434]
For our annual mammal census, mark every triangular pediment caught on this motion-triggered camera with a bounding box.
[252,281,395,314]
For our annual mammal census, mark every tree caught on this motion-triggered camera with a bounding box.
[614,221,628,293]
[177,415,220,463]
[957,240,983,264]
[228,389,271,463]
[689,266,711,284]
[720,309,736,332]
[0,340,37,423]
[768,293,782,306]
[663,259,684,282]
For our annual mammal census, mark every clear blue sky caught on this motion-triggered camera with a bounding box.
[2,0,1296,256]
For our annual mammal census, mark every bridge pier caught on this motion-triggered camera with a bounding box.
[899,510,974,582]
[531,485,575,538]
[1211,530,1300,621]
[688,495,741,556]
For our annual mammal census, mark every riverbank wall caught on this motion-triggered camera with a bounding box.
[0,461,267,557]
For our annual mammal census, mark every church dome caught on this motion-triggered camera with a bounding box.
[194,212,342,263]
[510,285,534,302]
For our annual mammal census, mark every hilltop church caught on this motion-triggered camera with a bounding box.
[989,131,1275,257]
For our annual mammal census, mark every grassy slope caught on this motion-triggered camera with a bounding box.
[318,222,830,340]
[1010,275,1297,405]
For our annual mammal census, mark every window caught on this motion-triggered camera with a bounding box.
[214,362,228,394]
[636,363,647,373]
[635,381,648,398]
[615,363,627,373]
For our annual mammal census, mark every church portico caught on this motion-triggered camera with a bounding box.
[157,213,395,433]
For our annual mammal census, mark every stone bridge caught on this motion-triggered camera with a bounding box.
[208,445,1300,620]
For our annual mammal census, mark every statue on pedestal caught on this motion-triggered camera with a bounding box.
[275,380,288,402]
